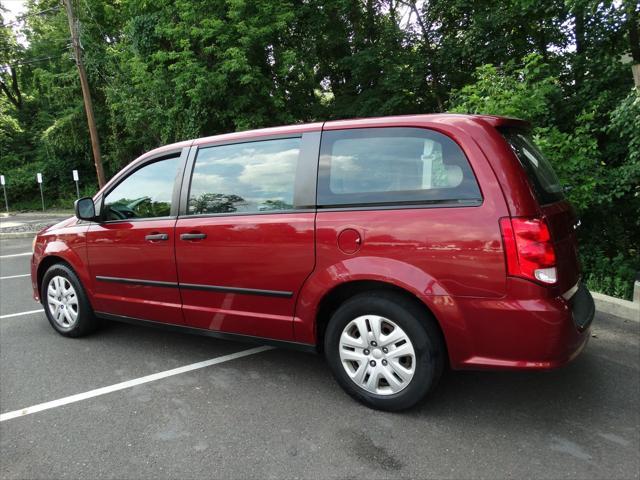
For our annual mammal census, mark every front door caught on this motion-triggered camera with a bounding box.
[175,134,318,341]
[87,152,185,325]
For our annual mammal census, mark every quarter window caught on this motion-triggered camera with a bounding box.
[104,156,180,220]
[187,138,301,215]
[317,128,481,207]
[500,128,564,205]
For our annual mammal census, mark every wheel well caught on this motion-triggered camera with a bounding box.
[315,280,448,359]
[36,256,70,297]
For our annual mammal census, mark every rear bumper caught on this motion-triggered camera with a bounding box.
[442,280,594,371]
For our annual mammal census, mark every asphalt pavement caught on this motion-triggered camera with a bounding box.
[1,236,639,479]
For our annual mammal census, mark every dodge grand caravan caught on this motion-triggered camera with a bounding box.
[31,114,595,410]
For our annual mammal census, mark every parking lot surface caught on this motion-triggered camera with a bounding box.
[1,236,639,479]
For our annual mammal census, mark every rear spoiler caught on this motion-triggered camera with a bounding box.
[477,116,532,130]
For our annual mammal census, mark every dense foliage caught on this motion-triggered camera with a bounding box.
[1,0,638,298]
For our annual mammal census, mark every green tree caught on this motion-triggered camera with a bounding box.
[0,0,637,297]
[451,54,638,299]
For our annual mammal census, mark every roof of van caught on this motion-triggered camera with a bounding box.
[321,113,530,130]
[141,113,530,159]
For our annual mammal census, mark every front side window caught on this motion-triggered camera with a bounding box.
[317,127,481,207]
[104,157,180,220]
[187,138,301,215]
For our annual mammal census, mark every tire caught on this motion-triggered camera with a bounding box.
[324,291,444,411]
[41,263,99,337]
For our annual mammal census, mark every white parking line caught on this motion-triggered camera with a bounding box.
[0,252,32,259]
[0,273,31,280]
[0,309,43,319]
[0,346,274,422]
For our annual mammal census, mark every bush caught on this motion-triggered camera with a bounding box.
[582,250,637,301]
[450,55,639,300]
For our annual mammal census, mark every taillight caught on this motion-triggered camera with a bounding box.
[499,217,557,284]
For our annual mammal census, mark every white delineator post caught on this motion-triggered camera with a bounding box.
[1,175,8,213]
[73,170,80,199]
[37,173,44,211]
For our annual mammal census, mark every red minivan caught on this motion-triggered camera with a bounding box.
[31,114,594,410]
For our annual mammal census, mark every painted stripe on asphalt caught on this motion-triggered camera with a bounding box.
[0,309,43,319]
[0,252,32,258]
[0,346,274,422]
[0,273,31,280]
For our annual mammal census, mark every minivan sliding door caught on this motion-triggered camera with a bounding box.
[174,131,319,341]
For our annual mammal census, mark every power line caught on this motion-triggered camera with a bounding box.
[81,0,108,41]
[1,5,61,28]
[79,0,120,90]
[1,55,66,67]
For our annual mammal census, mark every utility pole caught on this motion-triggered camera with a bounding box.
[62,0,106,188]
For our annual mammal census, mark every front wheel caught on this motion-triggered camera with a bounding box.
[41,263,99,337]
[324,291,444,411]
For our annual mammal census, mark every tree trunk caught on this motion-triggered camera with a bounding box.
[0,66,22,110]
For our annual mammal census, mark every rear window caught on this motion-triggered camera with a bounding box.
[501,128,564,205]
[317,127,482,207]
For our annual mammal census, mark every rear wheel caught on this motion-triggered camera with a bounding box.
[324,291,444,411]
[41,263,99,337]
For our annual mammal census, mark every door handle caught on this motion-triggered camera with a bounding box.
[180,232,207,241]
[145,233,169,241]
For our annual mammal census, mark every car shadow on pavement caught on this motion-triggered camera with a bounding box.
[100,317,637,439]
[101,318,630,425]
[407,351,632,437]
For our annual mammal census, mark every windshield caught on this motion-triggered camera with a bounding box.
[500,128,564,205]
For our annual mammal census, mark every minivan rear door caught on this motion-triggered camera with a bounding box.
[500,129,581,293]
[174,131,320,341]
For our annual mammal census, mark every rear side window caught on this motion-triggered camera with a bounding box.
[188,137,301,215]
[317,127,481,207]
[501,128,564,205]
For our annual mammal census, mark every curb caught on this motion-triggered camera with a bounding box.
[0,232,38,239]
[591,286,640,322]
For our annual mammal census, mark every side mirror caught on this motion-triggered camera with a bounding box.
[74,197,96,221]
